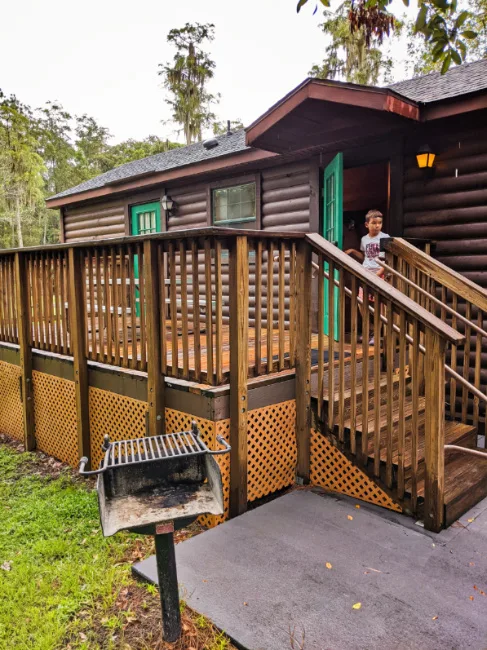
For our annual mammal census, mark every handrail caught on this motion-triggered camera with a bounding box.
[444,445,487,459]
[384,237,487,313]
[305,233,464,346]
[377,260,487,341]
[0,227,306,256]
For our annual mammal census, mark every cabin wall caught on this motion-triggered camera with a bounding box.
[402,111,487,288]
[63,199,126,242]
[261,162,313,232]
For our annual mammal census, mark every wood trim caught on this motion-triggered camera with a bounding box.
[255,172,262,230]
[229,236,249,517]
[46,149,277,209]
[123,201,130,236]
[206,186,212,226]
[14,253,35,450]
[59,207,66,243]
[309,158,320,234]
[68,247,90,468]
[159,187,168,232]
[423,91,487,122]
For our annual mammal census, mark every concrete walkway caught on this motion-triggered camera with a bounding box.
[134,489,487,650]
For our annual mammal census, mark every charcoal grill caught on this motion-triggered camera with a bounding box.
[79,422,230,642]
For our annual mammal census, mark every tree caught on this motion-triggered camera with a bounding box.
[310,1,399,85]
[158,23,219,145]
[212,119,244,135]
[74,114,111,181]
[0,94,45,248]
[407,0,487,76]
[297,0,480,73]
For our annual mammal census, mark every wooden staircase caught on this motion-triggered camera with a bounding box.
[312,355,487,527]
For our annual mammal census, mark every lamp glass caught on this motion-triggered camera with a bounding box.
[161,195,174,211]
[416,146,435,169]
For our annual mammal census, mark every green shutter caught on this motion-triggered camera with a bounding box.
[322,153,343,339]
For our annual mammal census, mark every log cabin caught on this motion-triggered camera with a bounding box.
[1,59,487,532]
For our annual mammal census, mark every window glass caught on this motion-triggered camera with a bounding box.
[213,183,256,223]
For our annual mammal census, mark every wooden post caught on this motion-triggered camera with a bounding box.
[14,252,36,451]
[144,240,165,437]
[295,240,312,483]
[68,247,90,468]
[423,328,446,532]
[229,235,249,518]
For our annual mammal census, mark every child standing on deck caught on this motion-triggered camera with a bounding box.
[345,209,389,343]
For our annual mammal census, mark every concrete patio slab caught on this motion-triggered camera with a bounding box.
[133,489,487,650]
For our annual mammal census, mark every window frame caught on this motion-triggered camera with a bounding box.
[209,174,261,228]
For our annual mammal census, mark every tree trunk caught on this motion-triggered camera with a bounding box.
[16,195,23,248]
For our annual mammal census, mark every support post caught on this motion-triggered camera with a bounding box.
[424,328,445,532]
[68,247,90,468]
[14,252,35,451]
[229,235,249,518]
[154,532,181,643]
[295,240,312,482]
[144,239,165,437]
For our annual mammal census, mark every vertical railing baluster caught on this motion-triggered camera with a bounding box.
[317,252,324,422]
[214,238,223,384]
[397,310,406,499]
[327,260,335,432]
[191,239,201,381]
[266,240,274,375]
[350,276,358,454]
[373,291,381,478]
[204,238,214,384]
[361,288,370,465]
[278,240,285,371]
[338,268,345,443]
[254,240,262,376]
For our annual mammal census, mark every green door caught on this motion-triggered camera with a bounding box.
[322,153,343,339]
[131,202,162,315]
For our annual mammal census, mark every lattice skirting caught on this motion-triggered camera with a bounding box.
[248,400,297,502]
[32,371,78,467]
[0,361,23,441]
[310,430,402,512]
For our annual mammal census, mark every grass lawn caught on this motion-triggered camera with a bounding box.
[0,436,234,650]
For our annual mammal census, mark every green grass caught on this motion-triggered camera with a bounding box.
[0,445,137,650]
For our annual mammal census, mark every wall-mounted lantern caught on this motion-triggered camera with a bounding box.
[161,194,175,216]
[416,144,436,169]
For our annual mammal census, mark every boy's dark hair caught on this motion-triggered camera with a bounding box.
[365,209,383,223]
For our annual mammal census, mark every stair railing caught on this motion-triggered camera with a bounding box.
[383,237,487,442]
[299,233,464,531]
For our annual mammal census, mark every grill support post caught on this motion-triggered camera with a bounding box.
[155,531,181,642]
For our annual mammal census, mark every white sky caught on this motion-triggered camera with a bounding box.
[1,0,417,144]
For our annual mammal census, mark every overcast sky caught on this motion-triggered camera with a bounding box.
[1,0,417,144]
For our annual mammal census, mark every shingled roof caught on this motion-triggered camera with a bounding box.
[388,58,487,103]
[49,59,487,203]
[49,129,249,200]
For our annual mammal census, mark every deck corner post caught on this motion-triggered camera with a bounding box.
[68,247,90,469]
[229,235,249,518]
[295,240,312,483]
[424,327,446,532]
[14,251,36,451]
[144,239,165,437]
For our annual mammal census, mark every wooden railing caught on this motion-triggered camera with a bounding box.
[302,233,464,531]
[384,237,487,442]
[0,228,464,529]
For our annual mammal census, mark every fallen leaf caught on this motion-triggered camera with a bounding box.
[468,518,475,523]
[365,567,382,573]
[326,562,332,569]
[352,602,361,610]
[474,585,478,590]
[469,562,475,567]
[469,596,474,601]
[347,515,353,521]
[355,504,361,509]
[80,538,87,546]
[432,616,438,621]
[243,602,248,606]
[79,632,87,641]
[1,562,11,571]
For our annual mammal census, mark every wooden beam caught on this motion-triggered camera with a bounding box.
[295,240,312,482]
[68,247,90,468]
[144,240,165,437]
[14,253,35,451]
[423,328,446,532]
[229,235,249,517]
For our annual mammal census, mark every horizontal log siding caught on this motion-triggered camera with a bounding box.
[262,163,311,232]
[64,200,125,242]
[403,119,487,288]
[167,184,208,231]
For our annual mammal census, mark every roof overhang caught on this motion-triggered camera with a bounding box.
[245,78,420,153]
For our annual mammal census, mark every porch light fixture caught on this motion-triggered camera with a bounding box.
[416,144,436,169]
[161,194,175,215]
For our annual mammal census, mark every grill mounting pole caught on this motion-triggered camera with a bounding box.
[155,525,181,642]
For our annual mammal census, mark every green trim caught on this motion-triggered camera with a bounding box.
[213,217,257,225]
[131,202,161,236]
[323,153,343,339]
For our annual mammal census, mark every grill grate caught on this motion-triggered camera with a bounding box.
[104,429,208,469]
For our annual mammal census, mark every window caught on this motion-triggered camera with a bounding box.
[212,183,256,224]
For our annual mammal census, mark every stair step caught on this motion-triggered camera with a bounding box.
[343,396,425,434]
[415,448,487,527]
[322,374,393,402]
